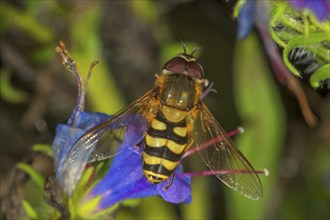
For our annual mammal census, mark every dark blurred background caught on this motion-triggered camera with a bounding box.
[1,1,329,219]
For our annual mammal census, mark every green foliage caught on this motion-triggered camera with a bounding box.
[131,1,158,24]
[17,163,45,190]
[270,1,330,88]
[229,33,285,219]
[22,200,38,219]
[181,176,210,219]
[0,68,28,103]
[17,154,121,219]
[32,144,54,158]
[310,64,330,88]
[17,162,56,219]
[0,2,54,43]
[69,162,112,219]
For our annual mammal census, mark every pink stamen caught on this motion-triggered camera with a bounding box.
[179,168,269,177]
[183,127,244,158]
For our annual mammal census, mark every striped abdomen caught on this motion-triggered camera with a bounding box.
[143,107,188,184]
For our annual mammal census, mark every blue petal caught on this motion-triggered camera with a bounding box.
[74,112,111,130]
[86,145,192,212]
[237,0,256,39]
[157,167,192,204]
[52,112,111,185]
[52,125,84,170]
[86,146,157,211]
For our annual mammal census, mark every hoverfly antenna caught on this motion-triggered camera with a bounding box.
[179,40,201,57]
[190,47,201,56]
[180,40,187,54]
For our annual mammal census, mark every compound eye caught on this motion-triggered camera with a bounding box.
[187,61,204,79]
[163,57,187,73]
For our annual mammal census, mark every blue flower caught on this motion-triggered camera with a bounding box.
[289,0,330,22]
[77,114,192,214]
[53,109,192,216]
[83,144,191,214]
[52,43,192,217]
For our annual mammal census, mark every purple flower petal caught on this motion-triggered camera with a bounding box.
[86,143,192,212]
[85,146,156,211]
[157,167,192,204]
[289,0,330,21]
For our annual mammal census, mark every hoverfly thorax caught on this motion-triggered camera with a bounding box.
[159,54,205,110]
[160,75,196,110]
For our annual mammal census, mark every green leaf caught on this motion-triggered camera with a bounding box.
[310,64,330,88]
[181,177,210,220]
[137,197,178,220]
[0,68,28,103]
[120,198,141,207]
[17,163,45,190]
[131,1,157,24]
[282,32,330,77]
[85,202,119,219]
[22,200,38,219]
[78,195,102,217]
[270,1,330,87]
[0,3,54,43]
[32,144,53,158]
[229,33,285,219]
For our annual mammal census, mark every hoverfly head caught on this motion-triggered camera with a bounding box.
[162,45,204,80]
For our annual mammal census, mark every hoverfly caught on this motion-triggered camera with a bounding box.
[61,46,263,200]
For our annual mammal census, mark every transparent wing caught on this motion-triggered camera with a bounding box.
[193,102,263,200]
[60,90,154,194]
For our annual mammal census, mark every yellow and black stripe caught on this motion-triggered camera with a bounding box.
[143,110,188,183]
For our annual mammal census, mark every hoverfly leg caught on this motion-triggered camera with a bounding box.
[134,139,144,149]
[200,82,217,100]
[163,173,175,191]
